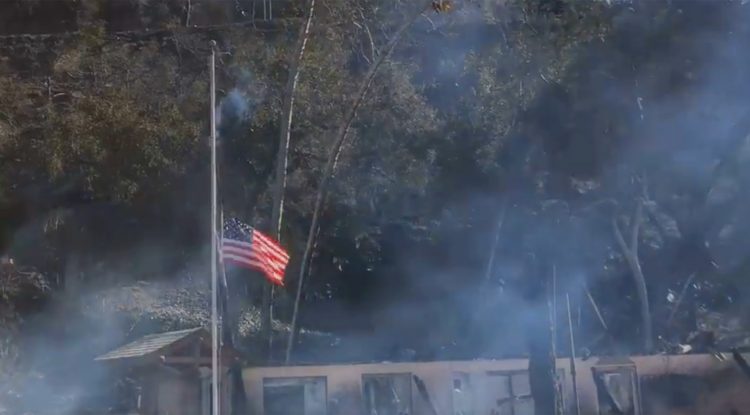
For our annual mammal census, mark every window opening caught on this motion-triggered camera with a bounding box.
[263,376,327,415]
[362,373,412,415]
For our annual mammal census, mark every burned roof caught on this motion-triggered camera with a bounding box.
[95,327,204,361]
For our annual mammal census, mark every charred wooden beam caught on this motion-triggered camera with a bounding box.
[731,349,750,381]
[412,374,438,415]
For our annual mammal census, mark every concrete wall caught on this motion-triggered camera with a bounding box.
[243,354,750,415]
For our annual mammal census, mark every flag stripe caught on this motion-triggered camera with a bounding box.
[223,253,264,268]
[255,238,287,259]
[255,240,285,258]
[254,243,289,263]
[254,233,288,257]
[222,245,254,257]
[223,239,252,249]
[226,250,285,272]
[252,228,283,249]
[253,232,289,259]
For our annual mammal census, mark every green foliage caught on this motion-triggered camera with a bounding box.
[2,40,205,202]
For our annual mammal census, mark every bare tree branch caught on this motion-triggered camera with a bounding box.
[359,8,376,62]
[667,273,696,327]
[630,197,643,257]
[185,0,192,27]
[270,0,316,240]
[484,199,508,283]
[612,214,627,258]
[612,200,653,352]
[584,283,608,332]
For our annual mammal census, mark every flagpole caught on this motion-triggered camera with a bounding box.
[209,40,220,415]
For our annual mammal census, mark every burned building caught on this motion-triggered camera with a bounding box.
[95,328,238,415]
[242,354,750,415]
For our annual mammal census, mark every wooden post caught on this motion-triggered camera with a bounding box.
[584,283,608,331]
[550,265,562,415]
[567,293,580,415]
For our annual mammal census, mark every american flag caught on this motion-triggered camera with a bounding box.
[221,218,289,285]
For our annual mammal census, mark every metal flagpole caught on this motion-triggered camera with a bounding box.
[209,40,220,415]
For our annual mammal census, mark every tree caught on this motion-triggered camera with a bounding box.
[263,0,317,362]
[284,0,439,363]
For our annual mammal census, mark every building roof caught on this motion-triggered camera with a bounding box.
[95,327,204,361]
[594,356,636,366]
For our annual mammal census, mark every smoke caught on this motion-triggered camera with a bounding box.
[0,193,222,413]
[216,67,265,137]
[217,89,250,132]
[0,240,215,413]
